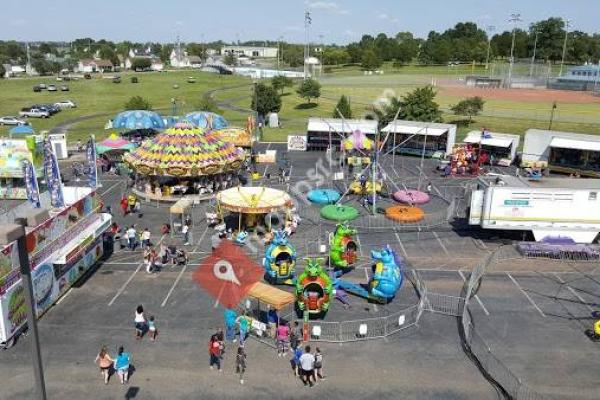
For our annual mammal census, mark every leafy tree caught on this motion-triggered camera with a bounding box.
[31,58,59,75]
[38,42,53,55]
[131,57,152,70]
[361,49,382,70]
[223,52,236,66]
[346,43,363,64]
[124,95,152,110]
[530,18,566,62]
[451,96,485,124]
[296,78,321,104]
[395,32,420,63]
[196,97,222,114]
[271,75,294,94]
[160,44,174,64]
[491,29,529,59]
[251,83,281,118]
[0,63,5,78]
[186,43,207,61]
[372,86,442,129]
[333,95,352,118]
[98,45,119,66]
[281,43,304,67]
[322,48,350,65]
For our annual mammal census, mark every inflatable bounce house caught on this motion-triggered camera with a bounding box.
[337,245,403,304]
[263,230,297,284]
[330,223,359,269]
[295,258,333,316]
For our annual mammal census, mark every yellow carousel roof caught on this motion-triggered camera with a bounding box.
[123,122,245,177]
[213,127,253,148]
[217,186,293,214]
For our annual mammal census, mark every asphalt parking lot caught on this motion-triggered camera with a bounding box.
[1,147,599,399]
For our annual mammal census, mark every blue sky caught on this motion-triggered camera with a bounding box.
[2,0,597,44]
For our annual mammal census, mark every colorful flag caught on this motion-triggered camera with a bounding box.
[43,139,64,208]
[86,135,98,188]
[22,159,41,208]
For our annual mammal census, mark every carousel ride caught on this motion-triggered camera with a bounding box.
[123,122,245,200]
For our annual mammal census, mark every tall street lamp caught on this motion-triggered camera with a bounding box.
[530,30,539,77]
[507,13,522,88]
[0,223,47,400]
[485,25,495,71]
[559,19,572,77]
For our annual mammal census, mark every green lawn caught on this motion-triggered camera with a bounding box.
[0,66,597,145]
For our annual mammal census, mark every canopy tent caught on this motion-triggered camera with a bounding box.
[213,127,252,148]
[343,130,374,151]
[123,122,245,177]
[551,137,600,152]
[464,131,514,148]
[184,112,229,130]
[217,186,292,214]
[246,282,295,310]
[381,122,449,136]
[111,110,166,130]
[96,133,135,155]
[9,125,34,135]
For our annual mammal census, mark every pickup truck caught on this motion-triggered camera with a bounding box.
[19,108,50,118]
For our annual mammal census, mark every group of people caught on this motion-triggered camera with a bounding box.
[120,193,142,217]
[208,327,248,384]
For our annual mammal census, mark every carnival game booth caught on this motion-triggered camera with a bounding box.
[463,130,520,166]
[382,120,457,158]
[0,187,111,347]
[306,118,378,151]
[123,122,246,202]
[521,129,600,178]
[0,137,44,200]
[216,186,293,232]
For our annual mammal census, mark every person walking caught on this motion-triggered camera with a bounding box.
[276,322,290,357]
[291,343,303,377]
[120,195,128,217]
[134,305,146,339]
[235,345,247,385]
[94,346,114,384]
[290,321,301,351]
[133,199,142,218]
[126,226,137,250]
[141,228,151,249]
[237,315,249,345]
[314,347,325,380]
[148,316,157,341]
[299,345,315,387]
[267,306,278,339]
[127,194,137,214]
[182,224,190,246]
[114,346,131,384]
[208,334,222,372]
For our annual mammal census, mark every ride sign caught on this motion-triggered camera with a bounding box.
[193,241,263,309]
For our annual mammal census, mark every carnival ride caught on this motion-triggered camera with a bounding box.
[295,258,333,316]
[263,230,297,284]
[329,223,359,269]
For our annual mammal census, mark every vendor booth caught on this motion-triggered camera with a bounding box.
[306,118,378,151]
[0,137,43,200]
[382,120,457,157]
[0,187,111,346]
[522,129,600,177]
[463,130,520,166]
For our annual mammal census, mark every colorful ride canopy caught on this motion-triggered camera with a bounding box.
[112,110,166,130]
[184,112,229,130]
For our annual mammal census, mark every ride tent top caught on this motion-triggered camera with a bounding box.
[111,110,166,130]
[96,133,135,155]
[307,189,341,205]
[320,204,359,221]
[217,186,293,214]
[184,111,229,130]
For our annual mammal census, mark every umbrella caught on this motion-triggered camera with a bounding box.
[9,125,35,135]
[111,110,166,130]
[184,112,229,130]
[96,133,136,155]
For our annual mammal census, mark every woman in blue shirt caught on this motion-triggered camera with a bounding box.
[114,346,131,384]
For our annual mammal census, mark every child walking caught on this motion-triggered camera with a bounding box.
[235,345,247,385]
[148,316,157,341]
[314,347,325,380]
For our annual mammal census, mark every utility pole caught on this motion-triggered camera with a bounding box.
[530,30,539,77]
[559,19,571,77]
[507,13,522,89]
[304,10,312,79]
[485,25,495,70]
[548,101,557,130]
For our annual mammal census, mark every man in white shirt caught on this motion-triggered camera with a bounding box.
[141,228,151,248]
[182,224,189,245]
[298,345,315,387]
[126,226,137,250]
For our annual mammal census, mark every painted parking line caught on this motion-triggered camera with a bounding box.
[393,232,409,258]
[108,262,143,306]
[100,181,122,196]
[161,264,188,307]
[457,270,489,316]
[475,238,488,250]
[354,232,364,257]
[506,273,546,317]
[192,226,209,253]
[432,231,450,257]
[552,273,595,313]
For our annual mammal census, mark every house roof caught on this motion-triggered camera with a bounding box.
[307,118,378,134]
[188,55,202,63]
[80,58,113,67]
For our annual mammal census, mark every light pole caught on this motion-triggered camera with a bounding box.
[277,36,283,71]
[0,223,47,400]
[485,25,495,70]
[548,101,557,130]
[507,13,522,89]
[559,19,571,77]
[530,30,539,77]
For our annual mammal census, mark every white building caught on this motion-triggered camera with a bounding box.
[2,64,25,78]
[221,46,278,58]
[381,120,457,157]
[469,175,600,243]
[521,129,600,177]
[463,130,520,165]
[76,59,114,73]
[169,49,203,68]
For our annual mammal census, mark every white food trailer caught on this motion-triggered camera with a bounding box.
[469,175,600,243]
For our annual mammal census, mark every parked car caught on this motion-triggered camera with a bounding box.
[33,85,42,92]
[60,85,69,91]
[187,77,196,83]
[38,83,47,89]
[0,116,28,126]
[32,104,59,114]
[84,73,91,79]
[19,108,49,118]
[56,77,63,81]
[54,100,77,109]
[113,76,121,83]
[47,85,57,92]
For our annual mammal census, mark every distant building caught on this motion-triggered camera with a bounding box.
[169,49,203,68]
[549,64,600,91]
[77,59,114,73]
[2,64,26,78]
[221,46,278,58]
[124,48,164,71]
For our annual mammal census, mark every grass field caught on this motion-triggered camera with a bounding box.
[0,66,598,144]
